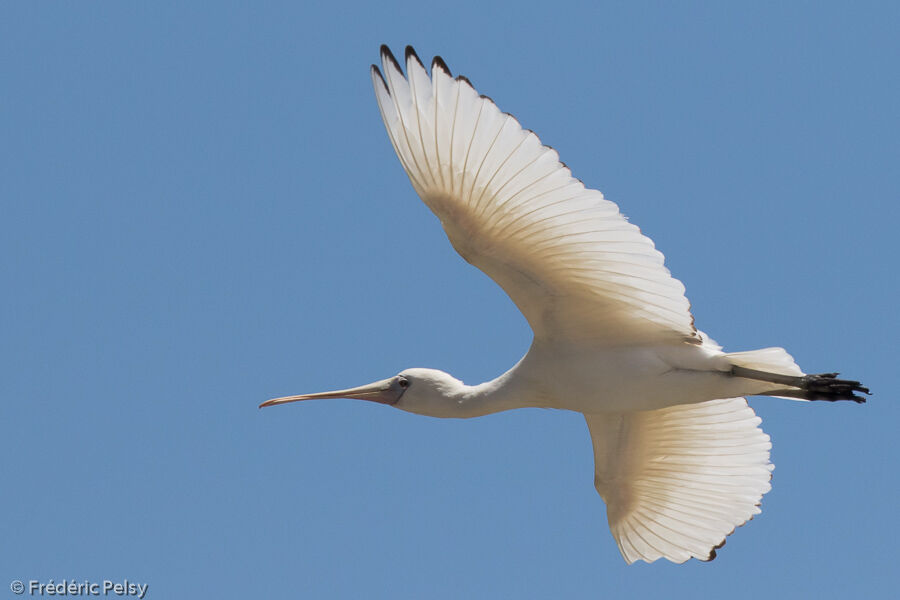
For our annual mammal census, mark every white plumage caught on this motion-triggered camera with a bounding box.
[261,46,867,564]
[373,48,695,346]
[586,399,772,563]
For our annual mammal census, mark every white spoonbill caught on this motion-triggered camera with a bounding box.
[261,46,868,564]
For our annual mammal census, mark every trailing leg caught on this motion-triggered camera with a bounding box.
[731,365,869,403]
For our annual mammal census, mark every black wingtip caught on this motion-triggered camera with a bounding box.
[478,92,500,107]
[703,537,726,562]
[370,64,388,91]
[432,55,451,77]
[455,74,473,88]
[405,45,424,68]
[380,45,402,74]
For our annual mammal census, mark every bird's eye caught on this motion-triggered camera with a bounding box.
[397,376,409,389]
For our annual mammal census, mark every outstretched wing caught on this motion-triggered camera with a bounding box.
[372,46,698,345]
[585,398,774,564]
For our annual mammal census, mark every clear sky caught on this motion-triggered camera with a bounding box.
[2,2,897,598]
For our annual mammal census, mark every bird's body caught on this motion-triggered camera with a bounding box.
[262,45,867,564]
[399,342,775,418]
[504,341,763,413]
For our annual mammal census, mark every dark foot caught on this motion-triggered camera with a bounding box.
[798,373,869,403]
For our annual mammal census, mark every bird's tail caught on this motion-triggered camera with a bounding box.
[726,347,803,376]
[725,347,869,403]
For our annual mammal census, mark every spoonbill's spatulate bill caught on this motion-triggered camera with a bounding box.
[262,46,868,564]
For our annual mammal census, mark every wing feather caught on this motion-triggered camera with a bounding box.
[586,398,773,563]
[372,46,699,344]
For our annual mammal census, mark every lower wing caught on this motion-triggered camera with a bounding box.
[585,398,773,563]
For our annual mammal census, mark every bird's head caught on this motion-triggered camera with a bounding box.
[260,368,468,417]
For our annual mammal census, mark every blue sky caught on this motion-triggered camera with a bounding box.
[2,1,897,598]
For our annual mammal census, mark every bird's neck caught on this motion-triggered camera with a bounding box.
[448,362,541,418]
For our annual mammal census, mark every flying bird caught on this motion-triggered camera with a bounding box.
[261,46,868,564]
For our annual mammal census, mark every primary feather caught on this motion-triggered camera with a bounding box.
[372,46,698,346]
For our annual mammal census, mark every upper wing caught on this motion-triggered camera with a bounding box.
[372,46,699,345]
[585,398,773,564]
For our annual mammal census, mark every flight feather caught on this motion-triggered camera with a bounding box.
[372,45,698,345]
[585,398,773,563]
